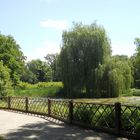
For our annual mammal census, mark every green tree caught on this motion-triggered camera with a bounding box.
[22,59,51,83]
[131,38,140,88]
[59,23,111,97]
[95,59,132,97]
[20,66,38,84]
[44,53,60,81]
[0,34,25,86]
[0,61,13,96]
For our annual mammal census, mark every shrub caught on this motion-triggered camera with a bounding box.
[36,82,63,88]
[17,82,36,89]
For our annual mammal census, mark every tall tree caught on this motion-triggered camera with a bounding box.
[0,34,25,86]
[59,23,111,97]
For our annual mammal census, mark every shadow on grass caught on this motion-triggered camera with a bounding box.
[4,120,119,140]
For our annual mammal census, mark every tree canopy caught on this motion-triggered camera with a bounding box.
[59,23,111,97]
[45,53,60,81]
[21,59,51,84]
[0,34,25,86]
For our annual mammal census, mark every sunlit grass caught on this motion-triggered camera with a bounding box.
[74,96,140,105]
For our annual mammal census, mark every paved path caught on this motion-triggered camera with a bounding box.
[0,110,127,140]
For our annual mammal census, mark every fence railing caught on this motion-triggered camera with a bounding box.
[0,96,140,139]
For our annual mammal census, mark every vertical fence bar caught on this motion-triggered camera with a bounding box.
[8,96,11,109]
[69,100,73,124]
[48,98,51,116]
[115,102,121,136]
[25,97,28,112]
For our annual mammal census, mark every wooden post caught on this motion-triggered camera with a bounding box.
[69,100,73,124]
[115,102,121,136]
[25,97,28,112]
[8,96,11,109]
[48,98,51,116]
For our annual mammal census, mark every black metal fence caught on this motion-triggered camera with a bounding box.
[0,96,140,139]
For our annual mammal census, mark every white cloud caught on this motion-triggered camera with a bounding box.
[40,19,68,30]
[112,42,136,57]
[26,40,60,61]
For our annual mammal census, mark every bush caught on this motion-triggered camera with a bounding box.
[17,82,36,89]
[36,82,63,88]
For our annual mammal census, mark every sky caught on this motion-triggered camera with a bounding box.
[0,0,140,61]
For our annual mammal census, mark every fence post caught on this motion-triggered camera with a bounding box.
[25,97,28,112]
[69,100,73,124]
[115,102,121,136]
[8,96,11,109]
[48,98,51,116]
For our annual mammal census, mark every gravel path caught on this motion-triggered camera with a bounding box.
[0,110,127,140]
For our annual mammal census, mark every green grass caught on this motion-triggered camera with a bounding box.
[8,82,63,97]
[11,87,60,97]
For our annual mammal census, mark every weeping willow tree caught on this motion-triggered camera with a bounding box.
[95,59,132,97]
[59,23,111,97]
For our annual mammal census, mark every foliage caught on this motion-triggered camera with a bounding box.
[73,104,115,128]
[128,88,140,96]
[121,106,140,133]
[59,22,111,97]
[16,82,36,89]
[20,66,38,84]
[95,58,132,97]
[45,53,60,81]
[17,81,63,89]
[9,82,63,97]
[73,104,140,133]
[21,59,51,83]
[36,82,63,88]
[0,61,13,96]
[0,34,25,86]
[131,38,140,88]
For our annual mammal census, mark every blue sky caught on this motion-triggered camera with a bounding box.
[0,0,140,61]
